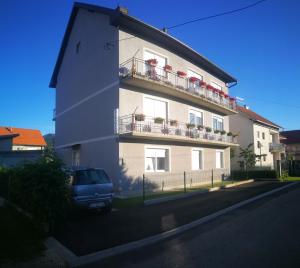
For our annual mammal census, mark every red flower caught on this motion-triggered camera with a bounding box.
[164,64,172,71]
[206,85,214,90]
[146,59,158,66]
[189,76,199,83]
[177,71,187,77]
[219,91,225,95]
[200,81,207,87]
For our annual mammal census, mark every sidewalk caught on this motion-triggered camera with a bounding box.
[53,181,292,256]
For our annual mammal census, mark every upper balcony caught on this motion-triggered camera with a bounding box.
[118,114,238,147]
[119,58,237,115]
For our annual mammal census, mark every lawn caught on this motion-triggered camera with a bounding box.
[0,205,45,265]
[113,179,243,209]
[283,177,300,181]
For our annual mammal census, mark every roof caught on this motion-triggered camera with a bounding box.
[49,2,237,88]
[237,105,281,129]
[0,127,47,146]
[280,130,300,144]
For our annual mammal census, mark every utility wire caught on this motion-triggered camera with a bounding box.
[167,0,268,29]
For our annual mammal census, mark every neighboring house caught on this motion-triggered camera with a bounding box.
[280,130,300,160]
[0,127,46,167]
[0,127,47,151]
[50,3,239,193]
[229,105,283,170]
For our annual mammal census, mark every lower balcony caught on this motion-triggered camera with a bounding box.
[269,143,285,153]
[118,114,238,147]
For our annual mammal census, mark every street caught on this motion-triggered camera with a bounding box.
[85,183,300,268]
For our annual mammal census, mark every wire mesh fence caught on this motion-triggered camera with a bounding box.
[142,169,230,200]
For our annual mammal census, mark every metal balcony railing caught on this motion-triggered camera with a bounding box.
[118,114,238,144]
[119,58,237,111]
[269,143,285,152]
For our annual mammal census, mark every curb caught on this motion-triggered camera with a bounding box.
[144,179,254,206]
[45,181,298,267]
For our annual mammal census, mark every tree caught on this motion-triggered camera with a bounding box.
[238,143,258,171]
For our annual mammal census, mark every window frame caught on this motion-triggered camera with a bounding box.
[216,150,225,169]
[144,145,171,173]
[143,94,169,121]
[143,48,169,78]
[212,114,224,131]
[191,148,204,170]
[189,108,204,127]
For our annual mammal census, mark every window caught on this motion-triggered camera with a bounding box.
[210,81,222,90]
[189,109,203,127]
[257,131,260,138]
[192,149,203,170]
[187,70,203,92]
[262,132,265,140]
[144,50,167,77]
[145,148,169,172]
[144,96,168,120]
[213,115,224,131]
[257,141,261,148]
[216,150,224,169]
[72,148,80,167]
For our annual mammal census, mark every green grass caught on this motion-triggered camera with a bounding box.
[282,177,300,181]
[0,205,45,264]
[113,180,242,209]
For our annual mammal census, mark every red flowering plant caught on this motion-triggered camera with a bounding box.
[200,81,207,87]
[189,76,199,83]
[146,58,158,66]
[219,91,225,96]
[164,64,172,72]
[177,71,187,78]
[206,84,214,91]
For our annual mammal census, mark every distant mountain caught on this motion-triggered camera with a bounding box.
[43,133,55,147]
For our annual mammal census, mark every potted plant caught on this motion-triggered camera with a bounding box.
[200,81,207,87]
[220,130,226,135]
[186,123,195,129]
[197,125,204,131]
[154,117,164,124]
[135,114,145,121]
[227,132,233,136]
[170,119,178,127]
[205,126,212,132]
[214,129,220,134]
[146,58,157,66]
[164,64,172,72]
[177,71,187,78]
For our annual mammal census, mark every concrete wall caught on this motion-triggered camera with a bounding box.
[54,9,120,181]
[119,30,229,94]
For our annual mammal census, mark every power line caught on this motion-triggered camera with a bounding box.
[166,0,268,30]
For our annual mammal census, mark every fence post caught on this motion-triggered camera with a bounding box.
[142,173,145,201]
[184,171,186,193]
[211,169,214,188]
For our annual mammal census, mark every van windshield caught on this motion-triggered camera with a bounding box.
[74,169,111,185]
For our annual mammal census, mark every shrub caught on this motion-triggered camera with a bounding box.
[205,127,212,132]
[135,114,145,121]
[220,130,226,135]
[154,117,164,124]
[231,170,278,180]
[227,132,233,136]
[9,149,70,231]
[186,123,195,129]
[170,119,178,126]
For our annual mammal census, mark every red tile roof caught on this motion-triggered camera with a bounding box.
[280,130,300,144]
[237,105,280,129]
[0,127,47,146]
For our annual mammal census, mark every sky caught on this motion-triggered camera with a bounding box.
[0,0,299,134]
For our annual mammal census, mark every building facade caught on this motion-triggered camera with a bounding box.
[50,3,239,194]
[229,106,283,170]
[280,130,300,160]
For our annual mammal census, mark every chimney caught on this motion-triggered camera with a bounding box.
[116,6,128,15]
[6,127,12,133]
[244,105,249,110]
[162,27,168,33]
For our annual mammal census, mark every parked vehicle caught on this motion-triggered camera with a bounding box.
[69,168,114,212]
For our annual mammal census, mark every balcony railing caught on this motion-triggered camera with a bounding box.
[119,58,237,112]
[269,143,285,152]
[118,114,238,145]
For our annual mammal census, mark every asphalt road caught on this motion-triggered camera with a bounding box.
[85,183,300,268]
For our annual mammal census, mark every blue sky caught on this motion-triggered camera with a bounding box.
[0,0,299,134]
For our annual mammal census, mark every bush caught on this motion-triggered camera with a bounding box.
[9,149,70,230]
[0,167,11,198]
[231,170,278,180]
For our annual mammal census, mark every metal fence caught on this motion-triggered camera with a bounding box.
[142,169,230,200]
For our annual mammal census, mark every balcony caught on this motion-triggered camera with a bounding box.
[118,114,238,147]
[119,58,237,115]
[269,143,285,153]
